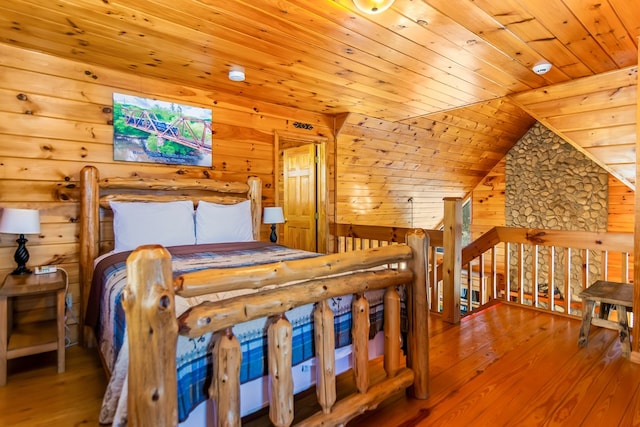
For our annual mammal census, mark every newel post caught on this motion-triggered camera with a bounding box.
[405,229,430,399]
[442,197,462,324]
[121,245,178,426]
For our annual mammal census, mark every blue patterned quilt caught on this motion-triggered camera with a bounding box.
[91,242,388,424]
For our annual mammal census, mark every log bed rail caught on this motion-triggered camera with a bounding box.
[124,230,430,426]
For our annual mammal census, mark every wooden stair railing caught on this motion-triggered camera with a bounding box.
[331,223,634,321]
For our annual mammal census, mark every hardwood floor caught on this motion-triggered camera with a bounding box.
[349,303,640,426]
[2,302,639,426]
[0,345,107,426]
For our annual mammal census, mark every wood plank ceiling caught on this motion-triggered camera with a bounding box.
[0,0,638,189]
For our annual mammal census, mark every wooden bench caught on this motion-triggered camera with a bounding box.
[577,280,633,358]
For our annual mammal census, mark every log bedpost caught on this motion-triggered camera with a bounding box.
[405,229,430,399]
[314,300,336,414]
[352,293,370,393]
[79,165,99,346]
[210,328,241,427]
[248,177,262,241]
[268,314,294,427]
[121,245,178,426]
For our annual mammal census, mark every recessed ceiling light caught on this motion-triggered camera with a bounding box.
[532,61,552,75]
[228,67,245,82]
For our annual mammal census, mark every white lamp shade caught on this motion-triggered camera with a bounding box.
[353,0,395,14]
[263,207,285,224]
[0,208,41,234]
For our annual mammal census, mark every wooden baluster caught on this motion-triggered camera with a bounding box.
[210,328,241,427]
[352,293,370,393]
[517,243,524,304]
[491,246,497,301]
[564,247,572,314]
[532,245,539,308]
[121,245,178,426]
[384,286,401,377]
[268,314,294,427]
[584,251,592,309]
[504,242,511,301]
[314,300,336,414]
[479,253,485,306]
[465,261,472,313]
[430,246,438,311]
[549,246,556,312]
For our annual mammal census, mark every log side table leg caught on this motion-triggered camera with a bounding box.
[0,296,7,386]
[578,299,595,347]
[599,303,611,319]
[616,305,631,359]
[56,289,65,373]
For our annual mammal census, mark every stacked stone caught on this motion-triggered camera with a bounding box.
[505,123,607,312]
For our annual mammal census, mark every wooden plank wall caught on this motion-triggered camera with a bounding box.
[607,175,635,280]
[470,158,506,238]
[511,66,638,188]
[335,114,476,229]
[0,43,332,343]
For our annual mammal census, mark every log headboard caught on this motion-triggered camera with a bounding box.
[78,165,262,343]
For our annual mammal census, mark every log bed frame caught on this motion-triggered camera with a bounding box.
[78,165,430,426]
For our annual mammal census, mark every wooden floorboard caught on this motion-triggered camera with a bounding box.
[0,345,107,426]
[1,302,639,426]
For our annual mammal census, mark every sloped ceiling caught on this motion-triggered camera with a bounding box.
[0,0,637,190]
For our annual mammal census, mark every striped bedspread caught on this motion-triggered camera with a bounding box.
[90,242,392,424]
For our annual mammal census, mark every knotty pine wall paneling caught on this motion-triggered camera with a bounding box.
[336,114,480,229]
[470,158,506,238]
[0,43,332,342]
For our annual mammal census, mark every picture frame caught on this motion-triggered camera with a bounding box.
[112,92,212,167]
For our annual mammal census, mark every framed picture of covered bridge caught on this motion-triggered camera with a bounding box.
[112,92,213,167]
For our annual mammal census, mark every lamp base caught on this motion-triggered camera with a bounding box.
[269,224,278,243]
[11,266,32,275]
[12,234,32,275]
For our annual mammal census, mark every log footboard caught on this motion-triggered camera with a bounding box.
[124,230,430,426]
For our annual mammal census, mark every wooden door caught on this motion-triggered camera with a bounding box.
[283,144,317,252]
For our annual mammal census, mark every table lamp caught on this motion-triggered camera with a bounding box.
[0,208,41,275]
[263,207,285,243]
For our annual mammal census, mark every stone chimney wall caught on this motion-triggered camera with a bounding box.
[505,123,608,311]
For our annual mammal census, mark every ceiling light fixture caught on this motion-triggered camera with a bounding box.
[532,61,552,75]
[228,66,245,82]
[352,0,395,14]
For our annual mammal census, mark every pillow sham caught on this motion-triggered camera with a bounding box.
[110,200,195,252]
[195,200,254,244]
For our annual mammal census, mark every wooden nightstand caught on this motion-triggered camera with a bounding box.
[0,270,66,385]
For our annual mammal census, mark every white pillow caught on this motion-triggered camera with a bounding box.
[110,200,195,252]
[195,200,254,244]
